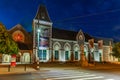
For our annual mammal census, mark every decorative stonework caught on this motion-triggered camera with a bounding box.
[12,30,25,42]
[76,29,85,45]
[76,29,88,67]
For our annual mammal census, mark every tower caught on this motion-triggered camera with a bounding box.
[33,4,52,62]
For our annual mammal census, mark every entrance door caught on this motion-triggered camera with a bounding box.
[65,51,69,61]
[38,50,47,62]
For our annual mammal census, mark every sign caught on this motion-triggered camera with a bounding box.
[40,37,49,47]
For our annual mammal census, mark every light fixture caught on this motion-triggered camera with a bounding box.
[37,29,41,32]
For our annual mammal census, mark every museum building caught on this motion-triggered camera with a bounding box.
[1,4,118,63]
[32,4,117,63]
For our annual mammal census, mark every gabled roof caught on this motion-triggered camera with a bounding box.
[8,24,29,36]
[52,28,113,45]
[34,4,51,22]
[52,28,93,42]
[8,24,33,50]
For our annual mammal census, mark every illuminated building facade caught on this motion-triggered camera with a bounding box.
[0,4,118,63]
[32,4,117,63]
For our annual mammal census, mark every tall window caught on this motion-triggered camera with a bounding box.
[38,50,47,60]
[75,51,78,60]
[43,50,46,60]
[65,51,69,60]
[38,50,42,60]
[54,50,59,60]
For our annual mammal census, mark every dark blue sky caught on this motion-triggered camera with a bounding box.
[0,0,120,41]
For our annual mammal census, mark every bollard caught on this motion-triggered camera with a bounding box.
[8,65,10,72]
[24,64,26,71]
[36,60,39,70]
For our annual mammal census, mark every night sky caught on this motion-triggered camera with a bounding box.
[0,0,120,41]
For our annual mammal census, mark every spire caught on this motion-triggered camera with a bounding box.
[34,4,51,22]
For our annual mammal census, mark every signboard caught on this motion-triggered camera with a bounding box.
[40,37,49,47]
[40,28,49,37]
[37,27,50,49]
[40,28,49,48]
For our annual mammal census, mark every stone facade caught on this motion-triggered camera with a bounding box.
[32,4,117,63]
[0,4,118,64]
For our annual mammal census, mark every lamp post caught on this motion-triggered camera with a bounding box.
[36,29,41,70]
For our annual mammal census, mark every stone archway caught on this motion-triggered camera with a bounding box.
[2,54,11,63]
[73,44,80,61]
[64,43,71,61]
[53,42,61,61]
[22,53,30,63]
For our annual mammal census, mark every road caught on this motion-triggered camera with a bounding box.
[0,67,119,80]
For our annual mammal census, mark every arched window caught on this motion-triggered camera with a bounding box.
[53,42,61,61]
[22,53,30,63]
[2,54,11,63]
[64,43,71,61]
[73,44,80,61]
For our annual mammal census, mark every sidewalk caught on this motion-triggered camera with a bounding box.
[0,62,120,75]
[0,64,36,75]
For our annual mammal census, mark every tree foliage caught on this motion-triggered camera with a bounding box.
[111,42,120,58]
[0,23,19,55]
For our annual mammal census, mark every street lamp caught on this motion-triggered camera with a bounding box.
[36,29,41,70]
[37,29,41,60]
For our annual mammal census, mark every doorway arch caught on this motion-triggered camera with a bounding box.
[22,53,30,63]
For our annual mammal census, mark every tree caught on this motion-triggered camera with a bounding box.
[0,23,19,55]
[111,42,120,58]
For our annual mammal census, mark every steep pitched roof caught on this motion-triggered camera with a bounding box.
[52,28,113,45]
[52,28,93,41]
[8,24,33,50]
[34,4,51,22]
[8,24,31,37]
[8,24,26,33]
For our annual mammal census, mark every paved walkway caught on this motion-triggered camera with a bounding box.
[0,62,120,75]
[0,66,36,75]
